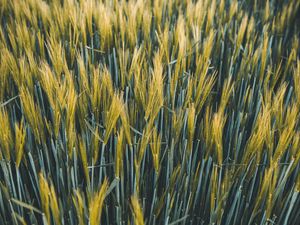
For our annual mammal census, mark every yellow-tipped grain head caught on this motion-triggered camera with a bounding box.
[89,178,109,225]
[131,195,145,225]
[15,119,26,167]
[0,109,13,161]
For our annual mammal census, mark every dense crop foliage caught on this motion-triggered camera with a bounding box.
[0,0,300,224]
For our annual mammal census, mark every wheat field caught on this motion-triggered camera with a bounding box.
[0,0,299,224]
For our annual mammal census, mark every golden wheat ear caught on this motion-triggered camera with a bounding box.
[89,178,109,225]
[0,109,13,161]
[131,195,145,225]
